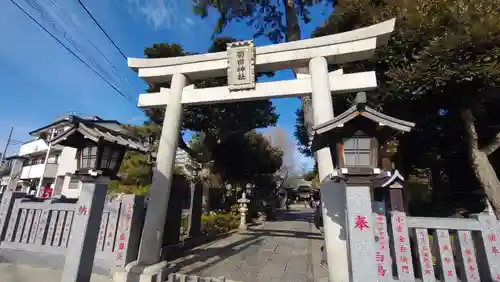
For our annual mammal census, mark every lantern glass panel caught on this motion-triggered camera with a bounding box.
[343,136,372,167]
[79,146,98,169]
[100,147,111,169]
[108,149,120,170]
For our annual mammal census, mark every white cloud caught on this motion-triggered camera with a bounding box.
[128,0,196,30]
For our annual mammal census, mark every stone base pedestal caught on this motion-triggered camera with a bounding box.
[112,261,169,282]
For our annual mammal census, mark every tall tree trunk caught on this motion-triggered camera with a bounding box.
[200,166,212,213]
[283,0,300,42]
[430,165,443,208]
[202,184,210,213]
[282,0,317,150]
[460,108,500,218]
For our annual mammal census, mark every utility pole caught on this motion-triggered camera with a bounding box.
[36,128,56,197]
[1,126,13,163]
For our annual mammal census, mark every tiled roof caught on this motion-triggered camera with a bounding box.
[50,117,148,153]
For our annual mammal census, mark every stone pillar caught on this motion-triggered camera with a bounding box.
[345,185,378,281]
[161,179,183,248]
[310,56,349,282]
[60,175,109,282]
[0,191,25,240]
[136,73,186,265]
[187,182,202,237]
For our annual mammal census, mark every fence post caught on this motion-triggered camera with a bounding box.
[5,198,22,242]
[434,229,457,281]
[0,192,25,241]
[372,212,392,280]
[455,230,480,281]
[413,228,435,282]
[390,211,415,281]
[113,195,145,267]
[472,214,500,281]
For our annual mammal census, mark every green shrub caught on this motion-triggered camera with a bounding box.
[230,204,240,214]
[201,211,240,235]
[181,215,189,235]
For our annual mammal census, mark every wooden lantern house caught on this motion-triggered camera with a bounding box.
[47,115,148,179]
[311,92,415,213]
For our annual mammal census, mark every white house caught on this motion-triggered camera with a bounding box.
[13,115,117,198]
[17,138,65,194]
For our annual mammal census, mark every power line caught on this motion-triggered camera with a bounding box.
[75,0,127,60]
[26,0,126,94]
[9,0,139,109]
[44,0,134,90]
[9,140,25,145]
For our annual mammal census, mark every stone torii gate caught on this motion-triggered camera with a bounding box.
[116,19,396,282]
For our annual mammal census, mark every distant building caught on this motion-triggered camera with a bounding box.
[0,156,25,195]
[174,148,198,177]
[280,177,312,200]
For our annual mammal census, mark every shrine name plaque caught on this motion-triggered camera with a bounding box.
[227,40,256,91]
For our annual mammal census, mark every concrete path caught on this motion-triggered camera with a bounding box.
[167,205,329,282]
[0,263,111,282]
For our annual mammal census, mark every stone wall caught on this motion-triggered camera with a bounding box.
[0,192,145,275]
[324,178,500,282]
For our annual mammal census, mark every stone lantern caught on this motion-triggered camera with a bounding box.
[48,115,147,282]
[237,192,250,231]
[311,92,415,212]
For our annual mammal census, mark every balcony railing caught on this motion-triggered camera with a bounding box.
[19,139,64,156]
[20,163,58,179]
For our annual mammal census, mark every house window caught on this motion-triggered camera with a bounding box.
[48,154,59,164]
[30,158,44,165]
[343,136,372,167]
[68,178,79,190]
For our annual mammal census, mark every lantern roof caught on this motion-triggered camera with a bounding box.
[49,115,148,153]
[371,170,405,188]
[310,92,415,152]
[29,115,110,137]
[314,92,415,135]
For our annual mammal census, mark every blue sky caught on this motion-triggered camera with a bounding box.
[0,0,331,172]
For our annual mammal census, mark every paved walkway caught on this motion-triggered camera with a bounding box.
[0,264,110,282]
[168,205,329,282]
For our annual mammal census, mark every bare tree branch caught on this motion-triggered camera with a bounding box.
[460,108,479,150]
[178,134,205,164]
[481,132,500,156]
